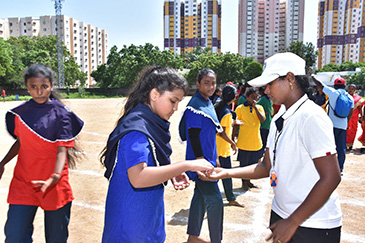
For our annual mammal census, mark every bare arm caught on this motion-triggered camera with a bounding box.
[267,154,341,243]
[253,101,266,123]
[347,108,354,124]
[127,159,214,188]
[199,149,271,180]
[218,126,237,155]
[0,139,20,180]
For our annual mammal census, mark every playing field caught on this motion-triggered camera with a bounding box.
[0,98,364,242]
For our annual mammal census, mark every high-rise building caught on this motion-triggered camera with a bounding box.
[317,0,365,68]
[238,0,304,64]
[0,15,108,87]
[164,0,221,54]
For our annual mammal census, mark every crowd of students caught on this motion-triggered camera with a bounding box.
[1,52,364,242]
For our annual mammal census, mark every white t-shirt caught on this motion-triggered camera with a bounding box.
[267,94,342,229]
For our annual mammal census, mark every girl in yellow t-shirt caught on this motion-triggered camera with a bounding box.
[215,85,242,207]
[233,87,266,190]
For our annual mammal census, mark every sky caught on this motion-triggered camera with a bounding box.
[0,0,318,54]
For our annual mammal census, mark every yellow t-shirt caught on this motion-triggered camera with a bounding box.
[235,104,265,151]
[216,113,232,158]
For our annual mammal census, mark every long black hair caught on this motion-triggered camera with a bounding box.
[99,66,189,164]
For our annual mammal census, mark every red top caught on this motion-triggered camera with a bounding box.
[2,90,5,96]
[7,116,74,210]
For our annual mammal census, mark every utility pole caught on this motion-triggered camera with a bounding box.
[52,0,65,88]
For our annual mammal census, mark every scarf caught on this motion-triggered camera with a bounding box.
[179,91,222,141]
[103,103,172,180]
[6,99,84,142]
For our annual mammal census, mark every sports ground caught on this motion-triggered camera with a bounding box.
[0,98,364,242]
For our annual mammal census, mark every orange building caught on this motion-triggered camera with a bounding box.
[164,0,221,54]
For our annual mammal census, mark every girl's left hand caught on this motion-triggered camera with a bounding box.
[31,173,61,193]
[231,143,237,155]
[171,173,190,190]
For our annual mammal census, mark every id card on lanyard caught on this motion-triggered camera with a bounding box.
[270,98,308,188]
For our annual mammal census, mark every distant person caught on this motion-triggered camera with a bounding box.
[215,85,242,207]
[100,66,214,242]
[312,76,354,173]
[257,86,272,155]
[210,87,222,104]
[358,99,365,153]
[2,89,6,102]
[200,52,342,243]
[314,85,328,111]
[346,84,364,151]
[0,64,84,242]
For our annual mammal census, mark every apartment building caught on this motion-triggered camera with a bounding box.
[164,0,221,54]
[0,15,108,87]
[238,0,304,64]
[317,0,365,68]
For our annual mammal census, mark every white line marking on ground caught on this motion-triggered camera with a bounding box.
[73,201,105,212]
[82,131,109,137]
[341,232,365,242]
[0,188,8,194]
[340,199,365,207]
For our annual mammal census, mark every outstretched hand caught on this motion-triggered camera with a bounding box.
[197,167,227,181]
[31,173,61,193]
[171,173,190,190]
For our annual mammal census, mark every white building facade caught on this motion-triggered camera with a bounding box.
[0,15,108,87]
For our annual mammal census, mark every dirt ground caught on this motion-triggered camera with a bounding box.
[0,98,364,243]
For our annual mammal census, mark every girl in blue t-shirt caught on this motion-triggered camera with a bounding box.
[179,68,235,243]
[100,66,214,243]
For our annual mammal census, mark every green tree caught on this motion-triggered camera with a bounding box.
[91,43,185,88]
[339,61,356,71]
[315,63,340,73]
[243,61,263,82]
[183,52,254,85]
[1,36,86,88]
[0,38,24,89]
[347,67,365,87]
[285,41,318,73]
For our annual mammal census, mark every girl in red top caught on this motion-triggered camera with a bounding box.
[0,64,84,242]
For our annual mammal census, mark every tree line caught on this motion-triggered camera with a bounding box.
[3,35,364,90]
[0,36,86,89]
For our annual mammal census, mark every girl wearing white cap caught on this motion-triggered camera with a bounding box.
[199,52,342,243]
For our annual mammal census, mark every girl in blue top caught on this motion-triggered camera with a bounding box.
[100,66,214,243]
[179,68,235,243]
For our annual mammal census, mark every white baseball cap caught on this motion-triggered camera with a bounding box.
[248,52,306,87]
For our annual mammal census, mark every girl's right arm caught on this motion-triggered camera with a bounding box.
[127,159,213,188]
[199,149,271,181]
[0,139,20,180]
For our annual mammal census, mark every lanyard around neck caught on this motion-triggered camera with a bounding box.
[272,98,308,168]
